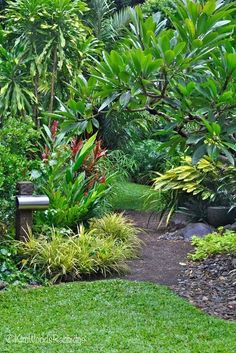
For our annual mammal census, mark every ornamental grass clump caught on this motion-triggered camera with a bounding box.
[18,214,140,283]
[89,213,141,256]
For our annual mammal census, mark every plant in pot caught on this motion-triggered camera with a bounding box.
[154,156,236,227]
[207,169,236,227]
[207,189,236,227]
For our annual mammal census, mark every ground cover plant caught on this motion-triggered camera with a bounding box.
[190,229,236,260]
[0,241,43,287]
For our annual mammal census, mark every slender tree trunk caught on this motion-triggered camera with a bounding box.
[48,46,58,124]
[33,70,40,129]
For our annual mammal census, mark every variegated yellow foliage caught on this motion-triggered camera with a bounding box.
[154,156,223,200]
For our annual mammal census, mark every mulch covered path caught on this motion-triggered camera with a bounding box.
[121,211,236,321]
[122,211,193,286]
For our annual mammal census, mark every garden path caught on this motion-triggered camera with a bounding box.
[122,211,192,286]
[121,211,236,321]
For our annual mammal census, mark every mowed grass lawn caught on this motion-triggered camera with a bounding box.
[110,181,161,211]
[1,280,236,353]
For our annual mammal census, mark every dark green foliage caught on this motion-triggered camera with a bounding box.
[101,110,160,149]
[0,118,39,226]
[0,242,43,287]
[125,139,166,184]
[86,0,116,40]
[85,0,133,47]
[0,117,40,156]
[142,0,173,17]
[178,197,208,222]
[114,0,144,9]
[100,149,138,180]
[0,0,6,10]
[0,147,29,225]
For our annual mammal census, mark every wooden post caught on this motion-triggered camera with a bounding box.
[15,181,34,241]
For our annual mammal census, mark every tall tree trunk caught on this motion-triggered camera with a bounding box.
[33,70,40,129]
[48,46,58,124]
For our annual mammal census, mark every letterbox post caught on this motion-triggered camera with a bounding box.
[16,181,34,241]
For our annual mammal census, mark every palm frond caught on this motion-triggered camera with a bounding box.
[87,0,116,40]
[106,6,132,41]
[87,0,132,44]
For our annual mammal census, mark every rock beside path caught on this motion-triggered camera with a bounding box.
[181,223,214,241]
[159,223,214,241]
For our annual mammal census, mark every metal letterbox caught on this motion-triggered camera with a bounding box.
[15,181,50,241]
[16,195,49,210]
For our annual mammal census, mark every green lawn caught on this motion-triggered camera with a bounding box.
[110,181,161,211]
[0,280,235,353]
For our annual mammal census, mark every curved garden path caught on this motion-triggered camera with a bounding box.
[122,211,192,286]
[121,211,236,321]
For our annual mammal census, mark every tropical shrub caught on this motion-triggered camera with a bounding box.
[154,156,236,204]
[32,124,110,228]
[0,242,42,287]
[190,230,236,261]
[0,118,39,225]
[0,117,40,156]
[125,139,166,184]
[0,147,29,225]
[154,156,236,222]
[154,156,221,201]
[89,1,236,166]
[142,0,173,17]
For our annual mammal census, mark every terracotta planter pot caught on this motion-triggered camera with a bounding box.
[207,206,236,227]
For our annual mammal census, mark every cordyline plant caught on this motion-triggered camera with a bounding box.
[32,122,110,228]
